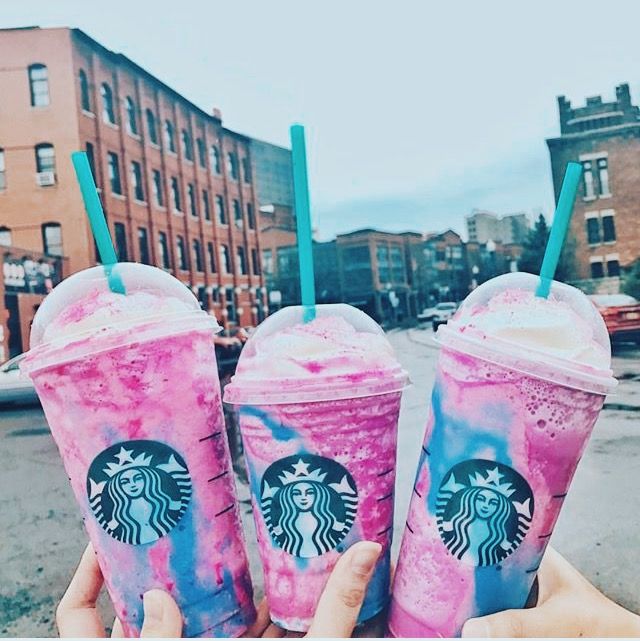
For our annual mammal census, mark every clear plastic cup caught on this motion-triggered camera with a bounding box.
[224,304,409,631]
[388,273,617,637]
[22,263,256,637]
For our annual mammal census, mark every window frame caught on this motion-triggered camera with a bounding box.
[125,97,138,136]
[130,161,145,202]
[158,231,171,269]
[100,83,116,125]
[107,152,122,195]
[41,222,63,256]
[79,69,91,112]
[146,109,159,145]
[35,143,56,175]
[29,63,50,107]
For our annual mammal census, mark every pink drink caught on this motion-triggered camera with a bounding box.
[224,304,408,631]
[389,273,617,637]
[22,264,256,637]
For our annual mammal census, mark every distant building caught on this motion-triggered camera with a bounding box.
[250,139,294,209]
[422,230,468,303]
[466,210,530,244]
[547,83,640,293]
[0,25,270,356]
[466,240,522,289]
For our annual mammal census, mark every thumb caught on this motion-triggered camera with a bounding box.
[306,541,382,638]
[140,589,183,638]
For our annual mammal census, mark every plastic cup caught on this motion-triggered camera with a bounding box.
[388,272,617,637]
[22,263,256,637]
[224,304,409,631]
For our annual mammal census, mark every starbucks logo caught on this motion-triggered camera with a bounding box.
[87,440,192,545]
[261,455,358,558]
[436,459,534,567]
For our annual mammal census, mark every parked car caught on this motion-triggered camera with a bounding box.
[417,305,439,323]
[0,354,39,406]
[589,294,640,344]
[432,302,458,331]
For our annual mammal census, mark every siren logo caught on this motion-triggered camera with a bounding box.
[87,440,192,545]
[260,455,358,558]
[435,459,534,567]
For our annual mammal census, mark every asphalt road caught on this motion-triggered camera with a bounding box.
[1,329,639,636]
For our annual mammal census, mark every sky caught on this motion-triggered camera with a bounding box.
[4,0,640,239]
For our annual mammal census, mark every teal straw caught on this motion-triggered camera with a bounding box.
[71,151,125,294]
[290,124,316,322]
[535,161,583,298]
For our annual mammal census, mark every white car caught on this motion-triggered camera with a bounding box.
[417,305,439,323]
[0,354,39,405]
[432,302,458,331]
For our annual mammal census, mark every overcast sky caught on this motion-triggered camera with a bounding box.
[4,1,640,239]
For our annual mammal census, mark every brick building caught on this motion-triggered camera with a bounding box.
[0,26,268,357]
[547,83,640,293]
[422,230,468,303]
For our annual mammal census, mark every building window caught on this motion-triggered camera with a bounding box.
[241,157,252,183]
[0,226,11,246]
[210,145,221,174]
[158,231,170,269]
[197,138,206,168]
[0,149,6,191]
[29,64,49,107]
[181,129,193,161]
[221,244,231,273]
[233,199,243,228]
[226,286,237,322]
[125,97,138,136]
[188,183,197,217]
[582,161,594,199]
[152,169,164,207]
[216,195,227,224]
[227,151,239,180]
[247,203,255,229]
[176,235,187,270]
[164,120,176,153]
[586,217,600,245]
[101,83,115,125]
[114,222,128,261]
[145,109,158,145]
[192,239,203,272]
[171,177,182,211]
[79,69,91,112]
[237,246,247,275]
[131,161,144,201]
[590,261,604,279]
[607,259,620,277]
[262,249,273,274]
[197,286,208,310]
[602,214,616,242]
[35,143,56,175]
[41,222,63,256]
[138,227,150,264]
[598,158,610,196]
[202,189,211,221]
[207,242,216,272]
[251,248,260,275]
[85,142,96,179]
[107,152,122,194]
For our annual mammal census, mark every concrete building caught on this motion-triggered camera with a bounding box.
[0,26,268,356]
[547,83,640,293]
[466,209,529,244]
[250,139,294,209]
[422,230,468,303]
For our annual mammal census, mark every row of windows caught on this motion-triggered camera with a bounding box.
[582,158,610,199]
[0,223,63,256]
[590,259,620,279]
[94,146,256,228]
[112,222,261,276]
[76,68,251,182]
[0,144,58,189]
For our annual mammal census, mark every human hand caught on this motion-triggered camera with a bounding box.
[56,543,182,637]
[462,546,640,637]
[245,541,384,638]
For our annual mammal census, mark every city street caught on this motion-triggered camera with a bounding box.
[1,329,640,636]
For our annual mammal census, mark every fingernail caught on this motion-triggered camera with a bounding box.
[461,619,489,638]
[143,590,164,624]
[351,543,381,576]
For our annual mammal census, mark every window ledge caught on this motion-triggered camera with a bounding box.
[149,142,161,150]
[127,132,142,141]
[82,110,95,119]
[155,205,167,211]
[103,121,120,130]
[173,210,184,216]
[603,240,617,245]
[184,159,194,165]
[599,193,612,199]
[111,193,126,200]
[204,219,213,225]
[167,150,178,157]
[582,195,597,202]
[134,199,147,206]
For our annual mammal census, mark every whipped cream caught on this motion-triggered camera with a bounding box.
[42,289,192,343]
[235,315,400,380]
[451,289,609,369]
